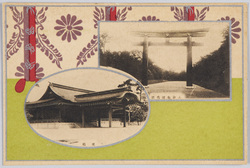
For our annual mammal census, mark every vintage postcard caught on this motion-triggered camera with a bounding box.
[2,2,248,165]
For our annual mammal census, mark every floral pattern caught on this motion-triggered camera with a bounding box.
[195,7,209,21]
[76,35,98,67]
[55,14,83,42]
[8,6,242,74]
[116,7,132,21]
[7,7,24,60]
[170,6,209,21]
[15,62,44,79]
[139,16,160,21]
[219,16,241,44]
[170,6,184,21]
[93,7,105,29]
[8,6,63,79]
[36,7,63,69]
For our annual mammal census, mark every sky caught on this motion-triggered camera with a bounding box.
[100,21,229,73]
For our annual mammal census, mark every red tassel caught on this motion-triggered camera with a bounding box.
[15,79,26,93]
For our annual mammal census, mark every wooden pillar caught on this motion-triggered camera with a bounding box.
[59,106,63,122]
[59,110,61,122]
[81,111,85,128]
[123,108,126,127]
[142,35,149,86]
[186,34,193,87]
[41,111,44,120]
[36,111,38,121]
[108,108,112,128]
[98,112,101,127]
[128,112,130,125]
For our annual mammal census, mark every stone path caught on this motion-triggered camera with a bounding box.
[147,81,227,99]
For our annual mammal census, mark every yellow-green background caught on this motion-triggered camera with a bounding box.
[7,78,243,160]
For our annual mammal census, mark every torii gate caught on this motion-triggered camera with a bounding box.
[135,29,208,87]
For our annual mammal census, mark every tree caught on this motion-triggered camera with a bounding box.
[101,49,190,83]
[192,27,230,95]
[100,33,110,53]
[126,103,147,125]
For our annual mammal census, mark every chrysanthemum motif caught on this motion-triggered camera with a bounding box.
[220,16,241,44]
[15,62,44,79]
[54,14,83,42]
[139,16,160,21]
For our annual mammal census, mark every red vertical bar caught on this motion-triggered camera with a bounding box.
[188,7,195,21]
[29,7,36,81]
[110,7,116,21]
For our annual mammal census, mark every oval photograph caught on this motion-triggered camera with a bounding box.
[25,68,150,148]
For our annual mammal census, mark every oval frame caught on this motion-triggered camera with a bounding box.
[24,67,151,149]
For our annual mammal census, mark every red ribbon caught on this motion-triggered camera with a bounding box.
[184,6,195,21]
[188,7,195,21]
[15,6,37,93]
[110,7,116,21]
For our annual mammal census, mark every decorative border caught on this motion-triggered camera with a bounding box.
[2,3,247,165]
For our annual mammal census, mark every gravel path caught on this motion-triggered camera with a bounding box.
[147,81,227,99]
[31,122,145,147]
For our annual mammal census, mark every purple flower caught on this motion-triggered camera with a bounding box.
[220,16,241,44]
[139,16,160,21]
[54,14,83,42]
[15,63,44,79]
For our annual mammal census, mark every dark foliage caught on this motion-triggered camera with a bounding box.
[100,50,143,80]
[100,50,186,82]
[193,29,230,96]
[162,70,186,81]
[127,103,148,125]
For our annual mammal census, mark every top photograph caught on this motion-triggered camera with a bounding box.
[99,21,231,100]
